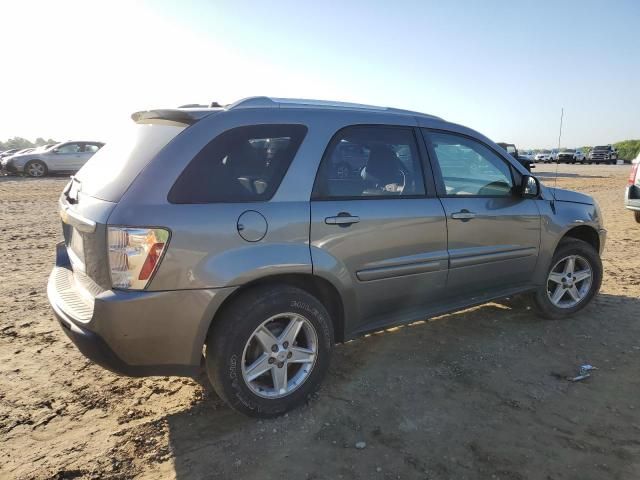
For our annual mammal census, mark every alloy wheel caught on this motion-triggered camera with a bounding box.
[27,162,45,177]
[241,313,318,398]
[547,254,593,308]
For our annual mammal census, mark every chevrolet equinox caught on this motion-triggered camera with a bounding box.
[48,97,606,417]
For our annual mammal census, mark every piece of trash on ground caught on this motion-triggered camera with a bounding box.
[569,364,598,382]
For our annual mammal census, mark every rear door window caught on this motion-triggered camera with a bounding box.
[312,126,426,199]
[169,124,307,203]
[82,143,101,153]
[57,143,82,153]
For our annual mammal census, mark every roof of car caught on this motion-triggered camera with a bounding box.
[133,97,443,125]
[226,96,443,120]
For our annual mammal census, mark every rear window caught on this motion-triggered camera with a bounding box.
[168,124,307,203]
[75,123,186,202]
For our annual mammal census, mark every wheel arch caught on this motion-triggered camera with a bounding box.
[559,225,600,253]
[204,273,347,349]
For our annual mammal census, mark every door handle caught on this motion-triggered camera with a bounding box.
[451,210,476,220]
[325,213,360,226]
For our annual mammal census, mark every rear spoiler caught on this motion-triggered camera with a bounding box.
[131,108,220,126]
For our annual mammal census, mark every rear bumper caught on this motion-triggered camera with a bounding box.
[625,185,640,211]
[48,242,236,377]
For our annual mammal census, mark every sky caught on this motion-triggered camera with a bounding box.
[1,0,639,149]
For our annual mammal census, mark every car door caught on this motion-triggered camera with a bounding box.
[51,142,83,171]
[423,130,541,298]
[310,125,448,334]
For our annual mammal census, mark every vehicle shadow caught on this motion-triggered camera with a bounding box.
[535,171,607,179]
[162,292,640,480]
[0,174,70,183]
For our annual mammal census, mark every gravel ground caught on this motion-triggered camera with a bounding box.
[1,164,639,480]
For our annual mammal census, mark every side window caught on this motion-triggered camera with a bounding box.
[169,124,307,203]
[83,144,100,153]
[57,143,82,154]
[312,126,425,199]
[427,132,515,197]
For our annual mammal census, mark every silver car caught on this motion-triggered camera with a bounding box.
[48,97,606,417]
[3,141,104,177]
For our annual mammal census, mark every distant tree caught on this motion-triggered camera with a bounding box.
[0,137,33,150]
[613,139,640,161]
[0,137,59,151]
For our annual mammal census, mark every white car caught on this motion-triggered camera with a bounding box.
[519,150,534,162]
[535,151,552,163]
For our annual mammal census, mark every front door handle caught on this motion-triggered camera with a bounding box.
[325,213,360,226]
[451,210,476,220]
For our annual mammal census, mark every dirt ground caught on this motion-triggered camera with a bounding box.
[1,164,639,480]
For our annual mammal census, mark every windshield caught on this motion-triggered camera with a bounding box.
[593,146,609,150]
[560,149,575,153]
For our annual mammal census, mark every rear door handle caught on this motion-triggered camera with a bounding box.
[325,214,360,226]
[451,210,476,220]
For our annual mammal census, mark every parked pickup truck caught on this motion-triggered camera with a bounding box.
[556,149,576,163]
[497,142,534,171]
[588,145,618,164]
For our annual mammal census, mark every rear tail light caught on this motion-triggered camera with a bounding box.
[629,163,639,186]
[107,227,170,290]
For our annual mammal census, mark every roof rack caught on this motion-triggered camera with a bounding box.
[226,96,442,120]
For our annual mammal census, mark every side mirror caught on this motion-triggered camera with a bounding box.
[52,148,59,153]
[521,175,539,198]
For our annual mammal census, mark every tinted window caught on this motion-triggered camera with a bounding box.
[428,132,514,196]
[77,124,186,203]
[312,126,425,199]
[169,124,307,203]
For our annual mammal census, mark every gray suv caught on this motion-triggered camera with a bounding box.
[3,141,104,176]
[47,97,606,417]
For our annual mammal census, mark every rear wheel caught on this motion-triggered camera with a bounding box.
[635,211,640,224]
[25,160,47,177]
[205,285,334,417]
[532,238,602,319]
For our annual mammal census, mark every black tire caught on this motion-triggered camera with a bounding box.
[532,238,602,319]
[25,160,48,177]
[205,285,334,418]
[635,211,640,224]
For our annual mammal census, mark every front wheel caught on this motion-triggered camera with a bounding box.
[206,285,334,417]
[635,211,640,224]
[25,160,48,177]
[532,238,602,319]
